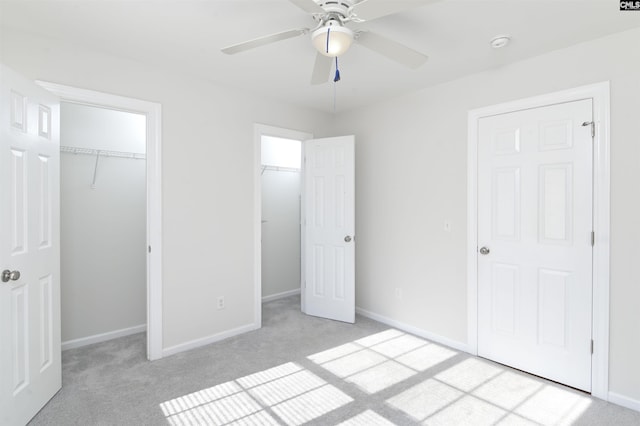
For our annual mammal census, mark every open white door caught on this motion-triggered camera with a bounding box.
[0,65,61,425]
[302,136,355,323]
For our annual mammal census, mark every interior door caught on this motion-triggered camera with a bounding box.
[302,136,355,323]
[0,64,61,425]
[477,99,593,391]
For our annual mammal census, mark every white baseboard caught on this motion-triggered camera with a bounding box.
[356,307,470,353]
[609,391,640,413]
[62,324,146,351]
[262,288,301,303]
[162,322,260,358]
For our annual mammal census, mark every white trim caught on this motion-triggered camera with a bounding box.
[466,81,610,399]
[262,288,301,303]
[36,81,164,361]
[300,140,307,314]
[253,124,313,330]
[608,392,640,413]
[162,323,259,358]
[356,307,469,353]
[61,324,146,351]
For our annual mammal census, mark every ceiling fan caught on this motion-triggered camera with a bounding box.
[221,0,435,84]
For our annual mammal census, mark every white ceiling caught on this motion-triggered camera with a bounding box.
[1,0,639,113]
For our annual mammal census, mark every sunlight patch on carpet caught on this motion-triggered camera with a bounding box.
[336,409,397,426]
[514,385,592,424]
[161,362,351,426]
[386,356,592,425]
[270,384,353,425]
[160,327,593,425]
[395,343,457,372]
[387,378,464,421]
[345,360,416,394]
[308,329,457,395]
[472,370,543,410]
[426,395,507,425]
[434,358,503,392]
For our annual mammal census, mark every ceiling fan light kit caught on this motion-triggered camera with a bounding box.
[312,21,354,57]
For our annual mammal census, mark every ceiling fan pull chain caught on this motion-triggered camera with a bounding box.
[334,57,341,82]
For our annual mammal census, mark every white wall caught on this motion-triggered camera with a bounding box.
[60,156,146,342]
[261,169,301,298]
[332,27,640,403]
[60,103,146,344]
[0,28,334,351]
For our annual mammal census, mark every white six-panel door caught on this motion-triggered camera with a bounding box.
[0,65,61,425]
[477,99,593,391]
[303,136,355,323]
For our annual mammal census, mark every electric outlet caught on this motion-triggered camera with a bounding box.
[217,296,225,310]
[395,288,403,299]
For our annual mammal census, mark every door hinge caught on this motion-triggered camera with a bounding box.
[582,121,595,138]
[591,339,594,354]
[148,245,152,253]
[591,231,595,247]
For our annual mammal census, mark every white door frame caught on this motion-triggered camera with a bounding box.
[467,82,610,399]
[36,81,164,361]
[253,124,313,327]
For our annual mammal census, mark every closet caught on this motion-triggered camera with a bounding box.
[261,135,302,300]
[60,102,146,348]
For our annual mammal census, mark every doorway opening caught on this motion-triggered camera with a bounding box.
[39,81,163,360]
[254,126,357,326]
[253,124,312,327]
[261,135,303,303]
[59,102,147,352]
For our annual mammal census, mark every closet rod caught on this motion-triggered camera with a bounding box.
[261,165,300,174]
[60,145,146,160]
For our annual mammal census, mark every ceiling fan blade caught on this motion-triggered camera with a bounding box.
[288,0,325,14]
[310,52,333,85]
[352,0,438,21]
[221,28,308,55]
[356,31,427,68]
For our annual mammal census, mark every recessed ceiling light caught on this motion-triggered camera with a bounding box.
[490,35,511,49]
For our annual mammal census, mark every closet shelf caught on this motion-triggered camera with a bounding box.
[61,145,145,189]
[60,145,146,160]
[261,165,300,175]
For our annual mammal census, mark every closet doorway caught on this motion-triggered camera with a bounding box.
[254,124,312,325]
[38,81,162,360]
[261,135,302,301]
[60,102,147,351]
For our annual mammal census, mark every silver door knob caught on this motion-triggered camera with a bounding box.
[1,269,21,283]
[344,236,352,243]
[479,247,490,255]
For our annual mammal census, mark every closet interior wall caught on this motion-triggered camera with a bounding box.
[60,102,147,347]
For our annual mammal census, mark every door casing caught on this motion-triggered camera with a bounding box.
[38,81,164,361]
[467,82,610,399]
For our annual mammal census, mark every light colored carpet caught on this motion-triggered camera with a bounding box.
[30,296,640,425]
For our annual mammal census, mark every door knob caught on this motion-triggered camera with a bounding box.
[1,269,21,283]
[479,247,490,255]
[344,236,352,243]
